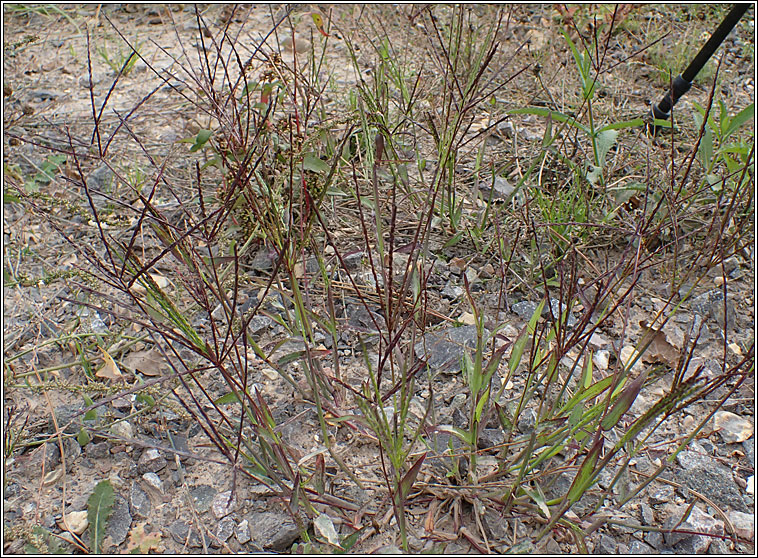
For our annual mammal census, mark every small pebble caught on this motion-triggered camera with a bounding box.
[142,472,164,494]
[211,490,236,519]
[235,519,251,544]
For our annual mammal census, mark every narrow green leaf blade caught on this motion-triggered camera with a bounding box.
[601,371,647,431]
[567,434,604,504]
[400,452,426,499]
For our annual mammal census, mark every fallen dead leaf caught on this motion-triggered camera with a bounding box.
[95,347,124,380]
[638,322,679,369]
[126,522,162,554]
[123,349,165,377]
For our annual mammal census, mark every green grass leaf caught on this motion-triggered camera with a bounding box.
[723,103,754,139]
[189,129,213,152]
[88,480,115,553]
[303,153,330,173]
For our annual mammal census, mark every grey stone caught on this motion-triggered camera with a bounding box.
[129,482,151,519]
[478,175,516,201]
[347,305,382,333]
[105,495,132,546]
[517,408,537,435]
[122,460,138,479]
[414,325,488,373]
[644,530,664,549]
[441,282,464,300]
[4,482,20,498]
[707,538,731,554]
[594,533,618,554]
[189,485,216,513]
[342,251,365,270]
[664,505,723,554]
[28,89,60,101]
[674,461,748,512]
[477,428,503,450]
[235,519,251,544]
[26,442,60,477]
[464,267,479,285]
[724,510,753,542]
[63,438,81,464]
[79,72,105,88]
[168,520,190,545]
[649,485,675,505]
[512,300,540,320]
[639,503,655,525]
[142,472,163,494]
[742,438,754,468]
[689,289,736,332]
[496,120,516,138]
[85,442,109,459]
[52,403,91,434]
[167,520,209,548]
[247,511,306,551]
[211,490,236,519]
[88,164,114,192]
[137,448,167,474]
[241,314,273,335]
[214,517,235,547]
[482,509,508,541]
[512,298,575,326]
[425,429,466,477]
[627,540,655,554]
[249,248,276,271]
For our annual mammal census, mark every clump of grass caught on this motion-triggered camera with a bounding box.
[4,4,753,553]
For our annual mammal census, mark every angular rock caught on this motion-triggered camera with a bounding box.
[729,510,754,542]
[235,519,251,545]
[594,533,618,554]
[674,448,748,512]
[137,448,167,474]
[247,511,305,551]
[85,442,109,459]
[627,540,654,554]
[142,472,163,495]
[713,411,753,443]
[213,517,235,547]
[190,485,217,513]
[105,495,132,547]
[167,520,209,549]
[129,481,151,519]
[211,490,236,519]
[478,175,515,201]
[25,442,61,477]
[689,289,736,332]
[663,505,723,554]
[743,438,755,468]
[414,325,488,373]
[87,164,114,192]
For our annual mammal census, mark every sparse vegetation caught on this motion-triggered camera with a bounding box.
[3,4,754,554]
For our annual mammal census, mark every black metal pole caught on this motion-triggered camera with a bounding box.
[649,4,749,133]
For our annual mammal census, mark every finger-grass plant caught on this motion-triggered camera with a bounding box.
[5,4,753,554]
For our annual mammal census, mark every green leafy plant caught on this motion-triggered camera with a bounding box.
[87,480,115,553]
[19,154,67,193]
[692,99,754,191]
[5,4,753,554]
[96,38,142,76]
[510,29,643,189]
[4,4,81,33]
